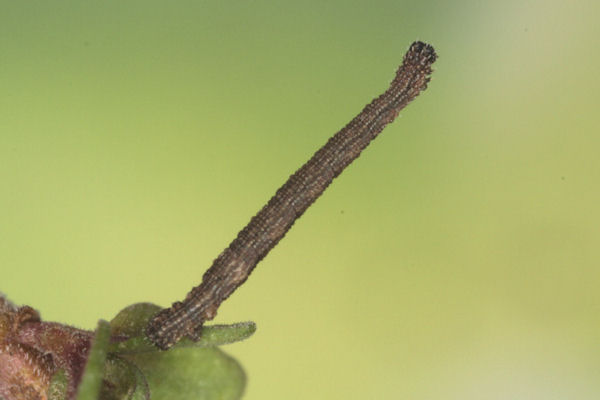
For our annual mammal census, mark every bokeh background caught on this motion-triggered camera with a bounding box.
[1,1,599,399]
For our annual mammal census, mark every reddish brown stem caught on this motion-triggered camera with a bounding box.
[146,41,437,349]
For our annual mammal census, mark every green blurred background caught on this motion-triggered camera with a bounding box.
[1,1,599,398]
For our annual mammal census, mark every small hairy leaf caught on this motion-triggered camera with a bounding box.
[105,302,252,400]
[47,369,68,400]
[99,356,149,400]
[109,303,255,354]
[110,303,162,338]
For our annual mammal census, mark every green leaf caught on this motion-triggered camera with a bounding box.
[76,320,111,400]
[122,346,246,400]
